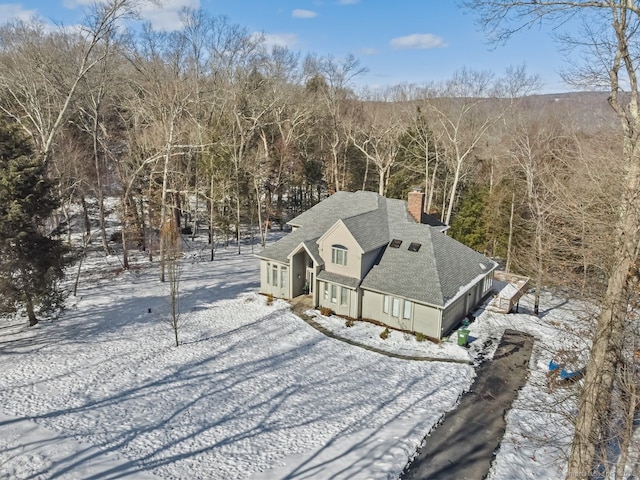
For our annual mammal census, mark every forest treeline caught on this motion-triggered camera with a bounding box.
[0,2,620,308]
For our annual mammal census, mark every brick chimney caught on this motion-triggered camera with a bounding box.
[407,188,425,223]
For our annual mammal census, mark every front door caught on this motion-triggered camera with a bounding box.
[306,269,314,295]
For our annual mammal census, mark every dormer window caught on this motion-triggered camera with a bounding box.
[389,239,402,248]
[331,245,348,266]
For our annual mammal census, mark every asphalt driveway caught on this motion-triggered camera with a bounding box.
[400,329,534,480]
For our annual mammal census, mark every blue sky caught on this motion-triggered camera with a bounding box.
[0,0,572,93]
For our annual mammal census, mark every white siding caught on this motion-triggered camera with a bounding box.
[362,289,442,338]
[317,223,362,279]
[259,260,289,299]
[412,303,442,339]
[317,281,355,317]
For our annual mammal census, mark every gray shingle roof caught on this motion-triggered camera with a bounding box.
[360,223,496,307]
[287,191,380,229]
[255,227,314,264]
[340,199,390,253]
[258,191,385,262]
[317,270,361,289]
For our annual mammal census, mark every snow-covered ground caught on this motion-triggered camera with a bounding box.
[0,231,594,479]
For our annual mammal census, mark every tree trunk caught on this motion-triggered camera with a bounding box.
[568,159,640,479]
[534,232,543,316]
[91,97,110,256]
[80,194,91,238]
[121,194,130,270]
[362,155,369,191]
[427,147,439,214]
[254,178,265,247]
[236,183,241,255]
[73,250,85,297]
[159,120,176,283]
[505,192,515,273]
[615,363,636,480]
[444,158,463,226]
[25,292,37,326]
[210,174,215,261]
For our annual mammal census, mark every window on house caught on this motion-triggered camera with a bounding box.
[389,239,402,248]
[331,285,337,303]
[331,245,348,266]
[483,275,493,293]
[403,300,412,320]
[281,266,288,289]
[392,297,400,317]
[271,264,278,287]
[266,263,271,285]
[323,282,329,300]
[408,242,422,252]
[340,287,348,306]
[383,295,389,314]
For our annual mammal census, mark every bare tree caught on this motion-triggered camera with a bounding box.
[0,1,140,163]
[418,66,538,225]
[465,1,640,477]
[506,116,569,314]
[124,22,200,280]
[303,54,367,192]
[347,102,406,195]
[162,216,181,347]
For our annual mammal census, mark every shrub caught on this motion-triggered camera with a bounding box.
[320,306,332,316]
[415,332,427,342]
[380,327,390,340]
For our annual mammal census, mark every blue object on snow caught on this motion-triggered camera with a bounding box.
[549,359,560,371]
[560,368,583,380]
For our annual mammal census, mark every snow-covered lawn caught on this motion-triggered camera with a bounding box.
[0,239,476,480]
[0,229,602,480]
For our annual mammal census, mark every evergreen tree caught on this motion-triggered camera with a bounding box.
[0,121,70,326]
[449,185,489,253]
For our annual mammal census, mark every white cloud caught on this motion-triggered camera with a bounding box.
[0,3,38,22]
[63,0,199,31]
[261,33,298,49]
[138,0,199,31]
[338,0,359,4]
[360,47,377,55]
[62,0,93,7]
[390,33,447,50]
[292,9,317,19]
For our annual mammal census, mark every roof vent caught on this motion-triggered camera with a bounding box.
[408,242,421,252]
[389,239,402,248]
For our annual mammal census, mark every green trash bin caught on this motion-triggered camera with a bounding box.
[457,329,470,346]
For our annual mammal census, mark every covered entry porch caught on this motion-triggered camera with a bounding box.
[288,243,321,304]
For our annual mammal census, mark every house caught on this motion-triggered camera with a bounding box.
[256,189,497,340]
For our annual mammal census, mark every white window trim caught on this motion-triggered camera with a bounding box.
[392,298,400,318]
[403,300,412,320]
[340,287,348,306]
[331,246,347,266]
[483,275,493,293]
